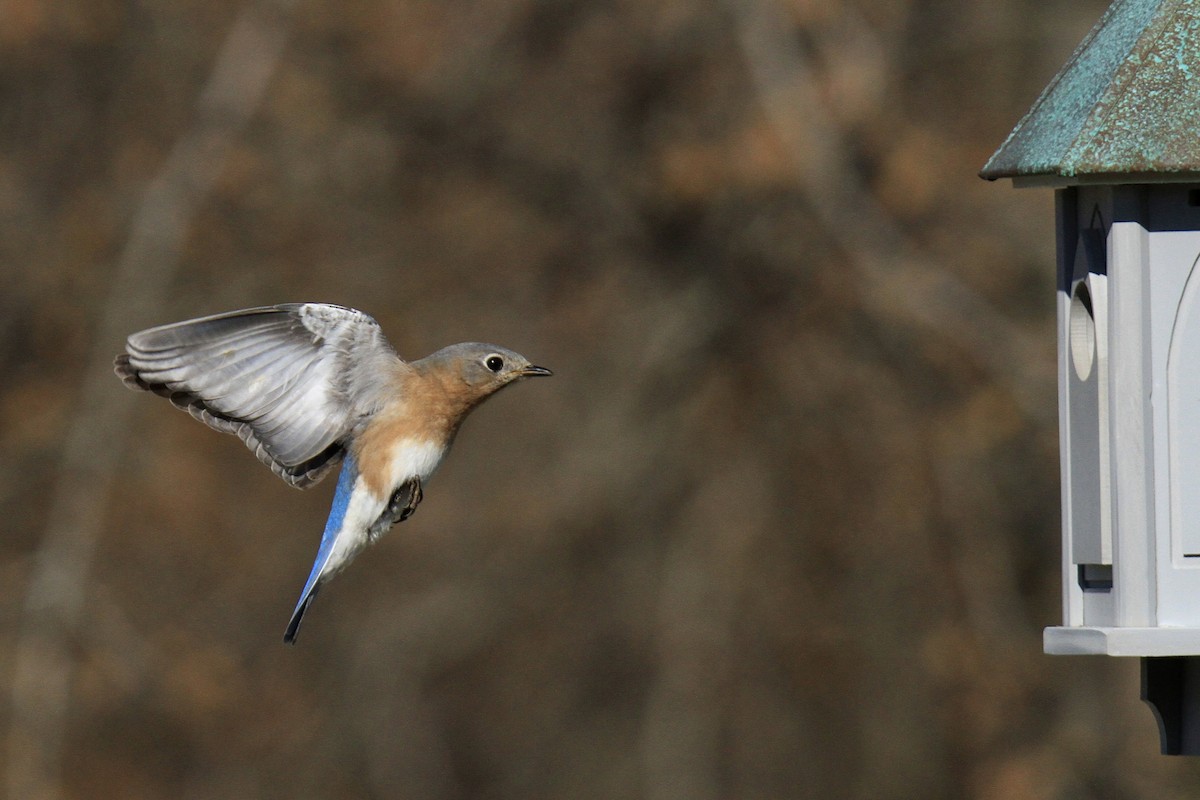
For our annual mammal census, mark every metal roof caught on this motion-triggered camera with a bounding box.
[981,0,1200,182]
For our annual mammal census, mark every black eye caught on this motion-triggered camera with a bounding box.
[485,355,504,372]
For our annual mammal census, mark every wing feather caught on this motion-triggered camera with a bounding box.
[116,303,403,488]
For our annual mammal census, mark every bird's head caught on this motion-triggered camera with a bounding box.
[418,342,552,402]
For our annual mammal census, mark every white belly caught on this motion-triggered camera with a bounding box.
[322,478,389,576]
[321,439,443,577]
[319,441,446,578]
[386,437,445,487]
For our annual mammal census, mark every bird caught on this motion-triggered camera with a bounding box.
[114,302,552,643]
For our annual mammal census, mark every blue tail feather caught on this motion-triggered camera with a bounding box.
[284,453,358,644]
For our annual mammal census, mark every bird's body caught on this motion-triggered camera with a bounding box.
[115,303,551,643]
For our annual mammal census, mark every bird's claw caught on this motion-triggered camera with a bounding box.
[367,479,423,541]
[397,479,422,521]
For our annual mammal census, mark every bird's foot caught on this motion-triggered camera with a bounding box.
[368,479,423,541]
[397,479,422,521]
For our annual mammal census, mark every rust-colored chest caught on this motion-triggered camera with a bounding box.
[351,370,476,496]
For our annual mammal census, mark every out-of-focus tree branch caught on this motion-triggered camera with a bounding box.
[5,4,295,798]
[725,0,1054,423]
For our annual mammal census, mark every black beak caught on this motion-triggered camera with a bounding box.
[521,365,553,377]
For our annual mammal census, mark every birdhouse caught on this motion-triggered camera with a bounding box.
[982,0,1200,755]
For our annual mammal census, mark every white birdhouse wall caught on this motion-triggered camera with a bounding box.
[1056,184,1200,646]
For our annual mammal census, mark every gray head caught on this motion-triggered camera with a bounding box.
[415,342,553,397]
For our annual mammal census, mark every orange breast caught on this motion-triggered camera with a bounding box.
[352,370,472,497]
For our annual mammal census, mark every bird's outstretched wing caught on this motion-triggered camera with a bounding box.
[115,303,401,488]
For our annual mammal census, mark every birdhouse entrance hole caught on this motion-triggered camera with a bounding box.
[1070,281,1096,381]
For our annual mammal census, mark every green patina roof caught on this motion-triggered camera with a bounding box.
[981,0,1200,181]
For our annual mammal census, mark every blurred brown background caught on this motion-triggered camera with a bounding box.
[4,0,1200,798]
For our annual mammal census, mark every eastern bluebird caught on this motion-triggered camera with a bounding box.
[114,302,552,643]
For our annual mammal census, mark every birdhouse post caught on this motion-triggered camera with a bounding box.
[982,0,1200,755]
